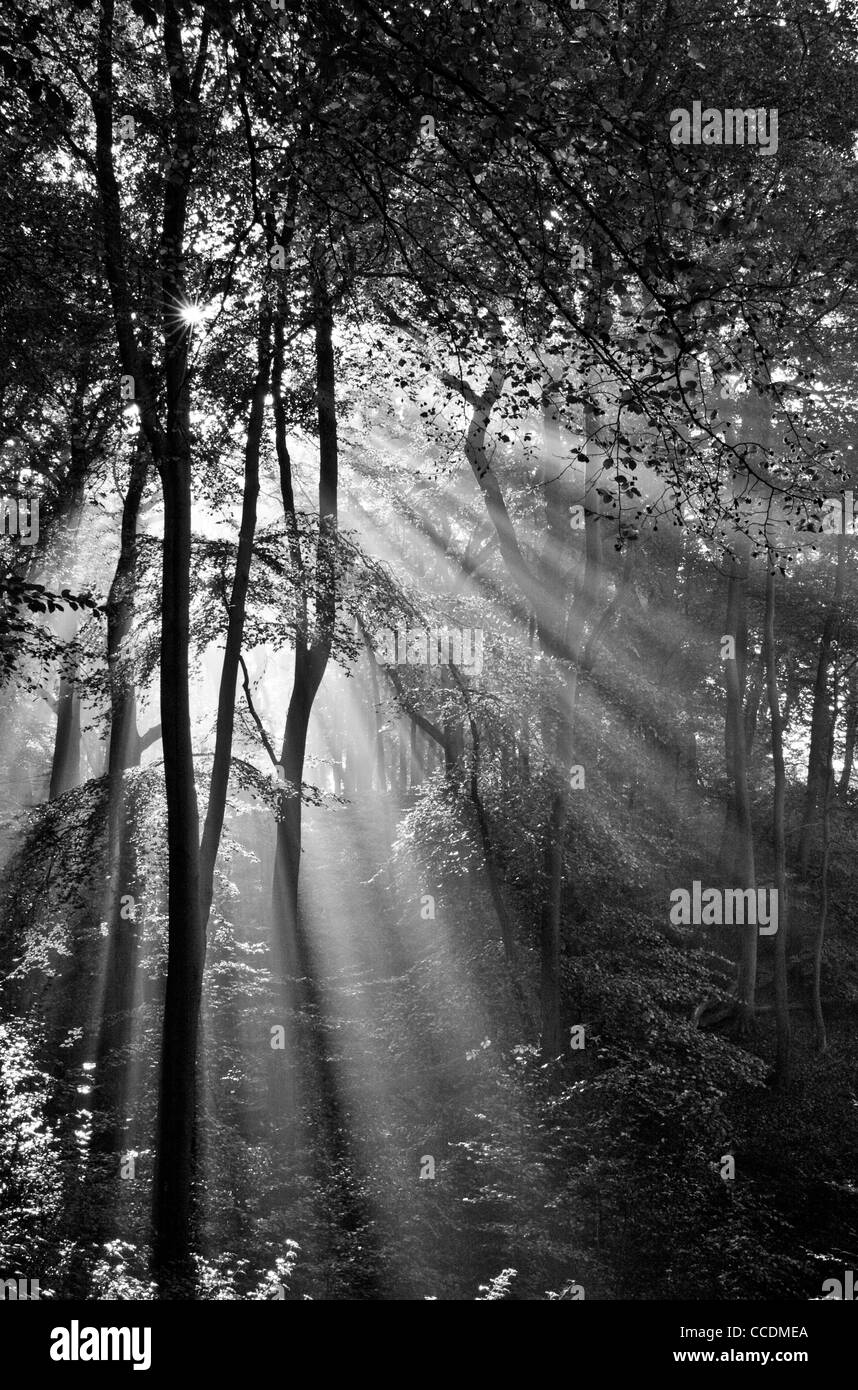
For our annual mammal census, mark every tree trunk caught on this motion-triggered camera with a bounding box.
[780,660,800,730]
[92,0,209,1293]
[798,529,845,873]
[811,653,847,1054]
[540,788,565,1056]
[764,562,790,1087]
[150,17,209,1283]
[271,274,338,971]
[363,636,387,793]
[153,421,203,1290]
[272,657,315,979]
[49,665,81,799]
[725,540,757,1029]
[814,770,832,1054]
[536,361,603,1055]
[398,721,408,796]
[452,668,521,970]
[267,282,384,1290]
[93,432,149,1142]
[744,647,765,759]
[199,315,272,924]
[718,547,745,880]
[837,668,857,799]
[410,718,423,786]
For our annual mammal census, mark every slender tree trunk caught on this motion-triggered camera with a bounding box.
[410,717,422,786]
[536,360,604,1055]
[49,665,81,799]
[267,283,383,1291]
[452,669,520,969]
[837,670,857,799]
[814,769,832,1054]
[152,40,206,1284]
[725,541,757,1030]
[363,636,387,793]
[764,562,790,1087]
[811,654,849,1054]
[154,423,203,1289]
[93,433,149,1140]
[93,814,140,1158]
[718,552,742,879]
[272,657,315,977]
[521,613,536,782]
[798,530,845,873]
[398,722,408,796]
[744,647,764,759]
[271,275,338,970]
[540,789,565,1055]
[780,661,800,730]
[199,316,272,924]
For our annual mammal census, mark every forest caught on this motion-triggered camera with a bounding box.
[1,0,858,1306]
